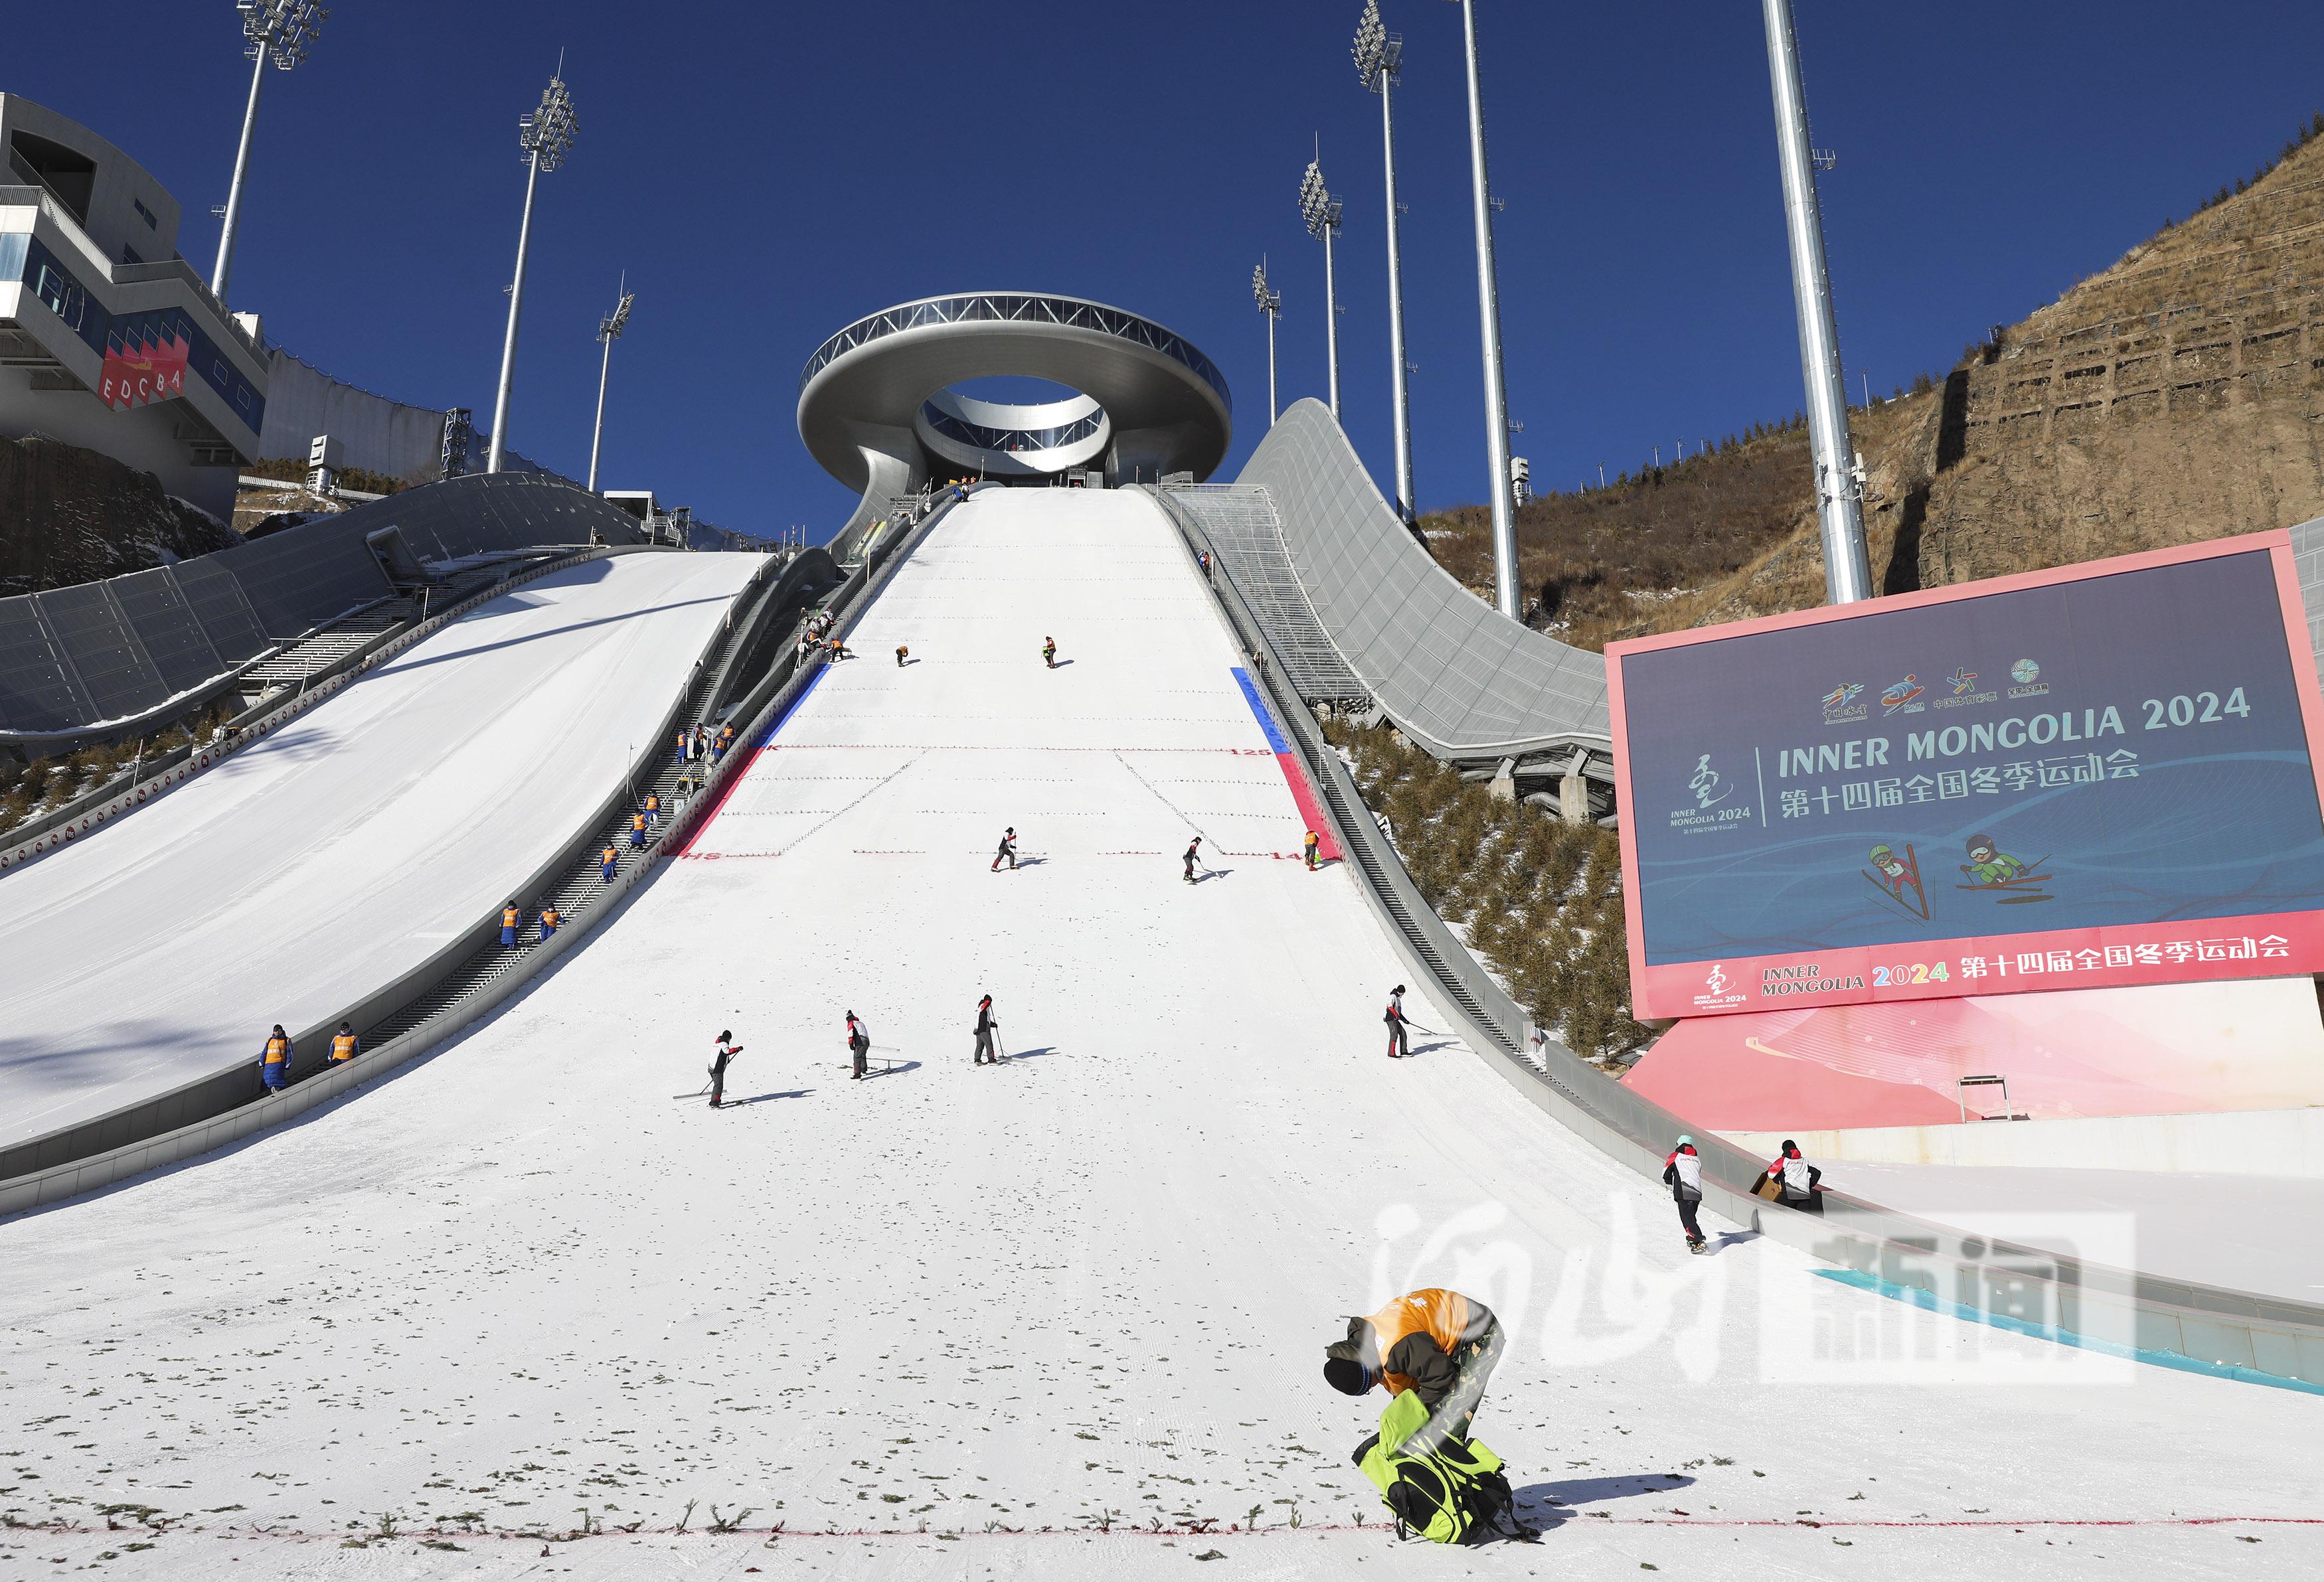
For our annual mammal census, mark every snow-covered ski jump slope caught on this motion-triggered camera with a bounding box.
[0,552,760,1148]
[3,491,2317,1580]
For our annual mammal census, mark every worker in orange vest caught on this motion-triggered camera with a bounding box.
[1323,1288,1506,1455]
[1304,830,1321,870]
[629,809,648,850]
[643,790,661,825]
[501,902,521,946]
[260,1024,293,1091]
[600,844,618,883]
[329,1022,359,1064]
[539,903,560,941]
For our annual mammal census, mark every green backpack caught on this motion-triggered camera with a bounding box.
[1353,1388,1522,1544]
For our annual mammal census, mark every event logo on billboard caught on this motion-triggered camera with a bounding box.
[1820,680,1868,726]
[2008,657,2050,700]
[1933,665,1998,710]
[1669,754,1751,834]
[1692,962,1746,1011]
[1880,674,1926,716]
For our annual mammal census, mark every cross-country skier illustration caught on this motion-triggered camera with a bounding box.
[260,1024,292,1091]
[1955,832,2054,904]
[992,827,1017,872]
[1384,985,1410,1059]
[1183,835,1203,884]
[1323,1287,1510,1458]
[1664,1134,1707,1251]
[708,1030,742,1109]
[847,1010,871,1080]
[972,994,1000,1065]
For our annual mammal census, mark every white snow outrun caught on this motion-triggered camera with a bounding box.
[0,552,762,1148]
[3,492,2315,1581]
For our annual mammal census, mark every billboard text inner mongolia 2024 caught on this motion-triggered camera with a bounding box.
[1604,533,2324,1020]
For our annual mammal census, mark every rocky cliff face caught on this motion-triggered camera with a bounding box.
[0,435,241,596]
[1673,127,2324,629]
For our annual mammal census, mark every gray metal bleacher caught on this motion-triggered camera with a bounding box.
[0,472,647,746]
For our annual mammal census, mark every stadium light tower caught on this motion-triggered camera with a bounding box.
[487,67,579,475]
[586,274,634,493]
[211,0,328,307]
[1444,0,1519,619]
[1355,0,1415,522]
[1762,0,1872,604]
[1251,258,1283,426]
[1298,154,1345,421]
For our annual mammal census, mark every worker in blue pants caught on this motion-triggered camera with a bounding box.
[600,844,618,883]
[260,1025,292,1091]
[499,902,520,947]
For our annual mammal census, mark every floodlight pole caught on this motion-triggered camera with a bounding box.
[1359,4,1415,521]
[1763,0,1872,604]
[1253,260,1282,426]
[1301,159,1345,422]
[587,275,632,494]
[487,149,542,476]
[212,46,269,305]
[1450,0,1519,619]
[1266,297,1280,424]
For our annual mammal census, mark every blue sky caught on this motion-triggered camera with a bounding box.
[19,3,2324,535]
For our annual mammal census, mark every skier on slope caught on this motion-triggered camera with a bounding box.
[847,1010,871,1080]
[1183,835,1203,884]
[1663,1134,1708,1252]
[1042,637,1058,669]
[972,994,1001,1066]
[708,1030,743,1109]
[1323,1287,1509,1455]
[896,644,910,668]
[1383,985,1411,1059]
[992,827,1017,872]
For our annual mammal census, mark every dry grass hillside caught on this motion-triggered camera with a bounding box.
[1423,112,2324,645]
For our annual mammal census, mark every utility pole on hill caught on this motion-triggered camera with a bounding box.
[1444,0,1520,619]
[489,65,579,475]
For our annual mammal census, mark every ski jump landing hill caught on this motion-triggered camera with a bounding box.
[3,483,2319,1581]
[0,550,765,1153]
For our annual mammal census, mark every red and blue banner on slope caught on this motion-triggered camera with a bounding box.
[1232,667,1341,862]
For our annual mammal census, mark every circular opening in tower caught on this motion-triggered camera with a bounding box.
[915,376,1112,480]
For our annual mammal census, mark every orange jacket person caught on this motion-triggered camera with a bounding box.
[600,844,619,883]
[1323,1287,1505,1453]
[539,904,560,941]
[329,1022,359,1064]
[260,1024,293,1091]
[501,902,522,947]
